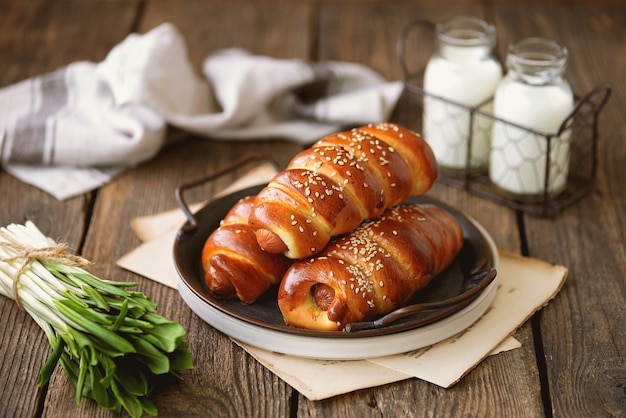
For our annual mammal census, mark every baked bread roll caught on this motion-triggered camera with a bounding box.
[277,203,463,331]
[201,196,292,304]
[249,123,437,259]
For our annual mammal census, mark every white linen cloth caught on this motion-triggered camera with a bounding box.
[0,23,403,200]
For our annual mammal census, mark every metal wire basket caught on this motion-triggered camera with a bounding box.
[396,19,612,217]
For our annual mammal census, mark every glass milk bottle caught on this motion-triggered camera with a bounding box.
[423,16,502,172]
[489,38,574,199]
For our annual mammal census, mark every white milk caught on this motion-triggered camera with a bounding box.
[422,17,502,171]
[489,38,574,198]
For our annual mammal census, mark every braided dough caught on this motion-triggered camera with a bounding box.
[277,203,464,331]
[201,196,292,304]
[249,123,437,259]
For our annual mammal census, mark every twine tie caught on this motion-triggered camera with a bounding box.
[0,230,91,309]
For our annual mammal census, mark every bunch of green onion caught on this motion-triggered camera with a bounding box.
[0,221,193,418]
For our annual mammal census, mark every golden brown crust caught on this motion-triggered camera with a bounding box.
[249,123,437,259]
[288,146,387,220]
[355,123,438,196]
[277,203,463,331]
[201,196,292,304]
[314,128,414,208]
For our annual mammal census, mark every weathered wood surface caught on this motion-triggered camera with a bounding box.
[507,4,626,417]
[0,1,623,417]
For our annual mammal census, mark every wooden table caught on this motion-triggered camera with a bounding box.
[1,1,624,417]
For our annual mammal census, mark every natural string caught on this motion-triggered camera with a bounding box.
[0,230,91,310]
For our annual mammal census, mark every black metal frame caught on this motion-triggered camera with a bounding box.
[396,19,612,217]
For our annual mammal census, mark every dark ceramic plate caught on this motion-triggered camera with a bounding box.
[174,185,497,340]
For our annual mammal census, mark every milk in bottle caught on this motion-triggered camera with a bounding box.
[423,16,502,172]
[489,38,574,198]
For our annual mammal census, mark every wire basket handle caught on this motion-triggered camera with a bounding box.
[396,19,436,81]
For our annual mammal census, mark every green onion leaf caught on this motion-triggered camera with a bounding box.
[129,335,171,375]
[111,379,144,418]
[37,336,65,387]
[54,300,136,354]
[110,299,128,332]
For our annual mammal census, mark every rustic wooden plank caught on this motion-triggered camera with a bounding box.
[0,0,139,85]
[138,0,314,65]
[315,2,490,80]
[493,4,626,417]
[0,1,139,417]
[297,3,541,417]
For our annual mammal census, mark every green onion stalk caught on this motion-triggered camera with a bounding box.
[0,221,193,418]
